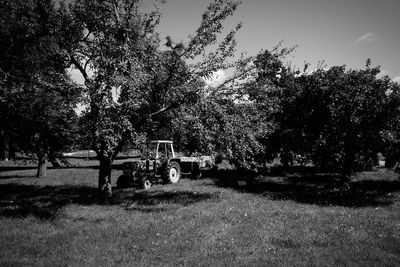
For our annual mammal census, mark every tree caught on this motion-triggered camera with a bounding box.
[169,91,268,170]
[165,44,298,169]
[265,67,332,168]
[259,59,400,176]
[226,45,299,168]
[320,64,400,176]
[0,0,81,177]
[63,0,242,201]
[231,43,400,177]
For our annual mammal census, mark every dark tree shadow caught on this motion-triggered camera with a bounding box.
[114,189,220,212]
[0,166,38,172]
[0,162,125,172]
[0,175,36,180]
[0,183,220,220]
[0,184,98,220]
[47,163,125,170]
[213,169,400,207]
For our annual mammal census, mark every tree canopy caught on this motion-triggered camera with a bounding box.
[0,0,81,177]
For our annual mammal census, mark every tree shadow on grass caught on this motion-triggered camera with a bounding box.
[213,170,400,207]
[0,163,124,172]
[114,189,220,213]
[0,183,220,220]
[0,184,98,220]
[0,166,38,172]
[0,175,36,179]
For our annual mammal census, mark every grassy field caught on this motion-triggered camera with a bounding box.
[0,162,400,266]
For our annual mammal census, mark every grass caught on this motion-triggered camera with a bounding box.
[0,162,400,266]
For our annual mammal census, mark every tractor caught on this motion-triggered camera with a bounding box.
[117,140,214,189]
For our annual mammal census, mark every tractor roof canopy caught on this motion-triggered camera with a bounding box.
[149,140,173,144]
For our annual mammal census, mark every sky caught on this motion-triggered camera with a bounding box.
[154,0,400,82]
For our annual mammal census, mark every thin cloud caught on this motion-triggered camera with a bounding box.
[355,32,380,44]
[393,76,400,83]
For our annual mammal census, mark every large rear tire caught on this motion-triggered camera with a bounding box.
[165,161,181,184]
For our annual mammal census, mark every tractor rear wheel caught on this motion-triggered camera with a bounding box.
[165,161,181,184]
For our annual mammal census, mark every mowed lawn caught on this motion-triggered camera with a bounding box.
[0,162,400,266]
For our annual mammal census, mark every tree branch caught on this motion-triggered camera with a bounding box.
[133,102,180,127]
[70,54,89,83]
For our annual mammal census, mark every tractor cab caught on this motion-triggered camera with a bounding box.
[141,141,181,184]
[141,140,176,160]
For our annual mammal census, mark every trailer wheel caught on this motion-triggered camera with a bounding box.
[165,161,181,184]
[191,171,202,180]
[191,163,201,180]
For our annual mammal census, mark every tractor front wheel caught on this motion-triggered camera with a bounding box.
[165,162,181,184]
[117,175,132,188]
[141,178,152,190]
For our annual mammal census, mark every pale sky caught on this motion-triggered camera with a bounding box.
[155,0,400,82]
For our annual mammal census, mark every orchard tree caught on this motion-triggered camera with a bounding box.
[169,92,268,169]
[63,0,243,201]
[231,42,400,177]
[266,67,332,168]
[0,0,81,177]
[319,63,400,176]
[166,45,297,169]
[381,87,400,170]
[261,59,400,176]
[227,45,299,167]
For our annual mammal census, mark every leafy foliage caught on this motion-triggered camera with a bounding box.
[0,0,81,176]
[254,59,400,175]
[319,65,400,174]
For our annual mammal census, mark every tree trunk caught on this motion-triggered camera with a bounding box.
[280,150,292,170]
[36,150,47,178]
[0,135,9,161]
[48,150,61,168]
[9,138,15,160]
[342,147,355,180]
[98,155,113,203]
